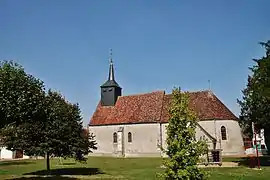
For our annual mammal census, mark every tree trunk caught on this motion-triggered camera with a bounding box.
[264,130,270,155]
[46,152,50,172]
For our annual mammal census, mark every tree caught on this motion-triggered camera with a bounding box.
[0,60,97,171]
[2,90,97,171]
[238,40,270,148]
[0,60,45,129]
[0,60,45,150]
[162,87,207,180]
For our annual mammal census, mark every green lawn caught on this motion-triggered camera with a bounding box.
[0,156,270,179]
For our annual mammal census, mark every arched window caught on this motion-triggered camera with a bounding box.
[221,126,227,140]
[128,132,132,143]
[113,132,117,143]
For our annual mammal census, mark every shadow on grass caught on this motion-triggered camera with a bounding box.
[0,161,34,166]
[8,176,78,180]
[232,156,270,167]
[24,167,103,176]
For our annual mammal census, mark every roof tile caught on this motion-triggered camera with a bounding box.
[89,90,237,126]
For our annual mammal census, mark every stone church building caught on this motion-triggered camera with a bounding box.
[88,56,245,157]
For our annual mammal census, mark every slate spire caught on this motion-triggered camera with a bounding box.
[108,48,115,81]
[100,49,122,106]
[101,48,120,87]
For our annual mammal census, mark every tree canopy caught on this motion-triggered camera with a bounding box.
[162,87,207,180]
[0,60,45,129]
[238,40,270,147]
[0,60,97,171]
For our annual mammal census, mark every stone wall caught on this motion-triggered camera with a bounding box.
[89,119,245,157]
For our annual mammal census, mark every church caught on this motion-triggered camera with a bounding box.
[88,54,245,157]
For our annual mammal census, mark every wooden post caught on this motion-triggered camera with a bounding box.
[254,127,261,169]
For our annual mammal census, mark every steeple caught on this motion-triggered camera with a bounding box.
[100,49,122,106]
[108,49,115,81]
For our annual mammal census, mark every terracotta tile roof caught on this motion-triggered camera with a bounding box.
[89,90,238,126]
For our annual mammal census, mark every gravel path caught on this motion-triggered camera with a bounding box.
[198,162,239,168]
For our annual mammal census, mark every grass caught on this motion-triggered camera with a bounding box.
[0,156,270,179]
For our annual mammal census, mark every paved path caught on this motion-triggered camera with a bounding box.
[198,162,239,168]
[160,162,239,169]
[0,158,25,162]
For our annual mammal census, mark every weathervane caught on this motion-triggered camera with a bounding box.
[109,48,113,64]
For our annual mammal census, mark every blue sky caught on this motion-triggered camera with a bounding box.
[1,0,269,127]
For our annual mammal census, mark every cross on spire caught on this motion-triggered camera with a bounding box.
[108,48,115,81]
[109,48,113,64]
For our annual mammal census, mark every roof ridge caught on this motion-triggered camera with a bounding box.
[164,90,211,96]
[118,90,165,98]
[188,90,211,93]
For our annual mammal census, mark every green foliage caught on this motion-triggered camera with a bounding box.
[0,60,97,171]
[162,87,208,180]
[0,60,45,129]
[237,40,270,141]
[43,90,97,162]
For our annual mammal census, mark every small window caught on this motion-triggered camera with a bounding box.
[199,135,206,141]
[221,126,227,140]
[109,88,113,91]
[113,132,117,143]
[128,132,132,142]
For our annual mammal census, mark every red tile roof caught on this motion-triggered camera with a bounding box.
[89,90,238,126]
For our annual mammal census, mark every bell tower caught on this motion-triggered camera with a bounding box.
[100,49,122,106]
